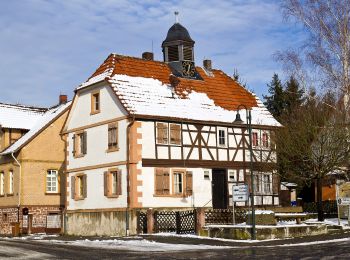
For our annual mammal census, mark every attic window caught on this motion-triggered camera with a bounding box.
[91,91,100,115]
[167,46,179,62]
[183,45,193,61]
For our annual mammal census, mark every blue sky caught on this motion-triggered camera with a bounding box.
[0,0,304,107]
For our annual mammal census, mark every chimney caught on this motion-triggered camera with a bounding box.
[203,59,212,71]
[142,52,154,61]
[59,94,67,105]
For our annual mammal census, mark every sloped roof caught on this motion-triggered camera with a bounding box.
[78,54,280,126]
[1,102,71,155]
[0,103,47,130]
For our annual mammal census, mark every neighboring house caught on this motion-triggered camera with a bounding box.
[62,21,281,236]
[0,103,47,151]
[0,96,70,235]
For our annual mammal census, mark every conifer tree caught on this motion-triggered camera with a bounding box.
[284,76,305,114]
[263,73,285,119]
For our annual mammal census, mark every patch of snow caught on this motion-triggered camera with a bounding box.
[40,238,233,251]
[106,74,281,127]
[261,237,350,248]
[248,210,275,215]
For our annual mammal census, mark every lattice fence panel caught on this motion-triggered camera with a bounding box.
[177,210,196,234]
[154,211,177,233]
[137,211,147,234]
[303,200,338,216]
[205,208,248,224]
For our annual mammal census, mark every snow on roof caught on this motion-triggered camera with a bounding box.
[0,103,47,130]
[108,74,281,126]
[1,102,71,155]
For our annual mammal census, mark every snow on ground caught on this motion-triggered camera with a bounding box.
[305,218,350,229]
[5,233,59,241]
[39,238,233,251]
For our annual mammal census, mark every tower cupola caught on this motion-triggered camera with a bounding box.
[162,12,198,79]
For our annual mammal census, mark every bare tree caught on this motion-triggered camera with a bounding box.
[277,0,350,110]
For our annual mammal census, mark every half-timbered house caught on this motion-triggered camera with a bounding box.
[62,21,281,236]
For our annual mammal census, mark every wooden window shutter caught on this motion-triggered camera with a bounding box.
[72,135,76,156]
[155,168,164,195]
[272,173,279,194]
[185,171,193,196]
[82,131,87,154]
[71,176,75,199]
[170,124,181,145]
[117,170,122,195]
[104,171,109,196]
[163,169,170,195]
[157,123,168,144]
[82,174,87,198]
[245,174,252,193]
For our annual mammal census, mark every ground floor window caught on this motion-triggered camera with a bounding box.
[46,170,58,193]
[173,171,183,194]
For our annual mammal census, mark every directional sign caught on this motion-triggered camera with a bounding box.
[337,182,350,205]
[232,184,248,202]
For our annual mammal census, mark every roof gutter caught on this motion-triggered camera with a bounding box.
[11,152,21,222]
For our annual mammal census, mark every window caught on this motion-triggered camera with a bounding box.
[173,171,183,195]
[170,124,181,145]
[252,132,259,146]
[91,91,100,114]
[104,170,122,197]
[204,170,210,180]
[46,170,58,193]
[262,133,269,148]
[71,174,87,200]
[167,45,179,62]
[155,168,170,195]
[253,174,261,193]
[73,131,87,157]
[8,171,13,194]
[0,172,4,196]
[108,123,118,151]
[229,171,235,182]
[156,123,168,144]
[218,128,226,146]
[263,174,271,193]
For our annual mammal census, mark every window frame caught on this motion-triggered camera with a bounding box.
[173,170,184,195]
[104,168,122,198]
[0,172,4,196]
[72,173,87,201]
[252,132,259,147]
[217,127,227,147]
[73,131,87,158]
[91,90,101,115]
[262,132,269,148]
[107,122,119,152]
[169,123,181,145]
[46,169,59,194]
[263,174,272,194]
[8,170,14,195]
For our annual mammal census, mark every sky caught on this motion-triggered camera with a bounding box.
[0,0,305,107]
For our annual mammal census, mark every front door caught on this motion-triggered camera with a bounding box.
[212,169,228,209]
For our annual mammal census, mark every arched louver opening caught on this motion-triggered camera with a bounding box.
[167,46,179,62]
[183,45,193,61]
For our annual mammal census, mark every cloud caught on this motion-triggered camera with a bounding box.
[0,0,304,106]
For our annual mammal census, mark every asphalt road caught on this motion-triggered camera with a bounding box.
[1,233,350,260]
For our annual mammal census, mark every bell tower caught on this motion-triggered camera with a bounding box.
[162,12,199,79]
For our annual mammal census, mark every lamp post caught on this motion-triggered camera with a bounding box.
[234,105,256,240]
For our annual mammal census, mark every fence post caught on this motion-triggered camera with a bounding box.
[195,208,205,235]
[175,211,181,234]
[147,208,154,234]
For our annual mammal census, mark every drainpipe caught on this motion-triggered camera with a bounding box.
[11,152,21,223]
[60,133,68,235]
[126,116,135,236]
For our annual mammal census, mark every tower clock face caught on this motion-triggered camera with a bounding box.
[182,61,196,77]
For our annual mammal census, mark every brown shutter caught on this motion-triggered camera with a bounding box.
[115,123,119,147]
[82,174,87,198]
[83,132,87,154]
[157,123,168,144]
[245,173,252,193]
[272,173,280,194]
[163,168,170,195]
[71,176,75,199]
[155,168,164,195]
[117,170,122,195]
[108,126,112,149]
[72,135,76,156]
[104,171,109,196]
[185,171,193,196]
[170,124,181,145]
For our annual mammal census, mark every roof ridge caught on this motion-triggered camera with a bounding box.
[0,102,48,112]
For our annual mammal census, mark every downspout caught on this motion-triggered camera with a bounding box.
[126,116,135,236]
[11,152,21,223]
[60,133,68,235]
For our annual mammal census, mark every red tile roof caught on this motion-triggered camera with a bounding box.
[86,54,257,111]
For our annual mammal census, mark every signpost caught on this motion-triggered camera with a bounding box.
[336,181,350,225]
[232,184,248,225]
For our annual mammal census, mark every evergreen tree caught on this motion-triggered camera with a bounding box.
[263,73,285,119]
[284,76,305,114]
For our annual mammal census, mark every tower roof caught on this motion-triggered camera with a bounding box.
[162,23,195,46]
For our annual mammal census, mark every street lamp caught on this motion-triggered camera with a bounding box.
[233,105,256,240]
